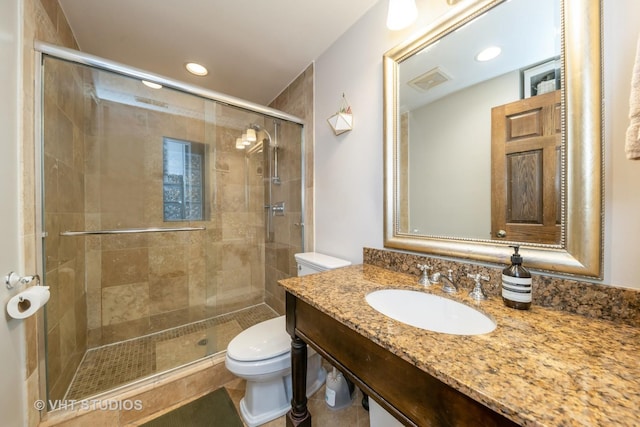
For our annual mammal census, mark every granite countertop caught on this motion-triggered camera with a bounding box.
[279,264,640,427]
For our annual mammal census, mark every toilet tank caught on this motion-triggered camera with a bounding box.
[294,252,351,277]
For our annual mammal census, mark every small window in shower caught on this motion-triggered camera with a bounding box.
[163,137,206,221]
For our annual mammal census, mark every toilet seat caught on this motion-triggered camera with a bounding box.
[225,351,290,377]
[226,315,320,377]
[227,316,289,362]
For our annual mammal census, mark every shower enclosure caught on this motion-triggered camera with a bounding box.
[35,43,304,405]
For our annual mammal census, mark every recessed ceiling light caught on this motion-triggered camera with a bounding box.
[185,62,208,76]
[142,80,162,89]
[475,46,502,62]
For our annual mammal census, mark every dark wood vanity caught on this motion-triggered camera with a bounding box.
[279,264,640,427]
[285,292,518,427]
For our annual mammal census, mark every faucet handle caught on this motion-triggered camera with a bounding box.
[467,273,490,301]
[417,264,432,286]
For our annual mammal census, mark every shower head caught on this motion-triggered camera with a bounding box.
[248,122,281,185]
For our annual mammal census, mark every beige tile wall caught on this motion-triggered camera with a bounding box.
[265,64,314,314]
[41,35,89,404]
[22,0,82,424]
[84,98,266,346]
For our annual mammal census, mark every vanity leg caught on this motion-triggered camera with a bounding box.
[287,335,311,427]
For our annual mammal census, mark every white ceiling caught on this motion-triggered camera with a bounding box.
[58,0,381,105]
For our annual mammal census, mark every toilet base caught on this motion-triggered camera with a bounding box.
[238,360,326,427]
[239,397,289,427]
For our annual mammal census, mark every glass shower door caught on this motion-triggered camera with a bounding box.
[39,52,302,403]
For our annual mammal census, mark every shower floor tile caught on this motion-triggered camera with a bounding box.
[65,304,278,401]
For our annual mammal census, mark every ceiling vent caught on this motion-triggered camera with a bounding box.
[408,67,451,92]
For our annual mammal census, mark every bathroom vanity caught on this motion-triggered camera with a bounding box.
[280,265,640,426]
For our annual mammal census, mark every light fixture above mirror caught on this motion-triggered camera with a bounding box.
[386,0,417,30]
[386,0,466,31]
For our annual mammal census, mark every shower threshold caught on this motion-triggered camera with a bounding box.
[63,304,278,401]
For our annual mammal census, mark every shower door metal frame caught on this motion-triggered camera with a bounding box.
[33,41,307,414]
[34,42,305,124]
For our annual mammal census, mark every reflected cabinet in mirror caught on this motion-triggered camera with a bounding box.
[383,0,602,277]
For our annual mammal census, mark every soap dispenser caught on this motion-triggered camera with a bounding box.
[502,245,532,310]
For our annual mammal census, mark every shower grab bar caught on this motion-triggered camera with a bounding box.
[60,226,205,236]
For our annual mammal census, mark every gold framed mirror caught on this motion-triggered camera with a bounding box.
[383,0,603,278]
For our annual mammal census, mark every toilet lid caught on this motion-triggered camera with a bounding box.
[227,316,290,361]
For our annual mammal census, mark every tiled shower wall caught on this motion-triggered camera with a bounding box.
[42,56,89,402]
[43,63,270,398]
[82,98,265,346]
[34,0,308,413]
[265,64,314,314]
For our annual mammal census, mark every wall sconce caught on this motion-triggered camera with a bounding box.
[386,0,417,31]
[327,94,353,136]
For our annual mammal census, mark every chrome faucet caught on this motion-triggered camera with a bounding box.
[431,269,457,293]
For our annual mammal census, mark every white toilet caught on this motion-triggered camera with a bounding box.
[225,252,351,427]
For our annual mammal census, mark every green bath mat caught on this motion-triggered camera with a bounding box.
[141,387,243,427]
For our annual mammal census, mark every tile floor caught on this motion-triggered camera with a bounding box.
[61,302,370,426]
[65,304,277,400]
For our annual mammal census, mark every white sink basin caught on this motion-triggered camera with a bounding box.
[365,289,496,335]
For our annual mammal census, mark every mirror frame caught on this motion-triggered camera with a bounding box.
[383,0,603,278]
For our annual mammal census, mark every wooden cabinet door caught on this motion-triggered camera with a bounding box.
[491,90,561,244]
